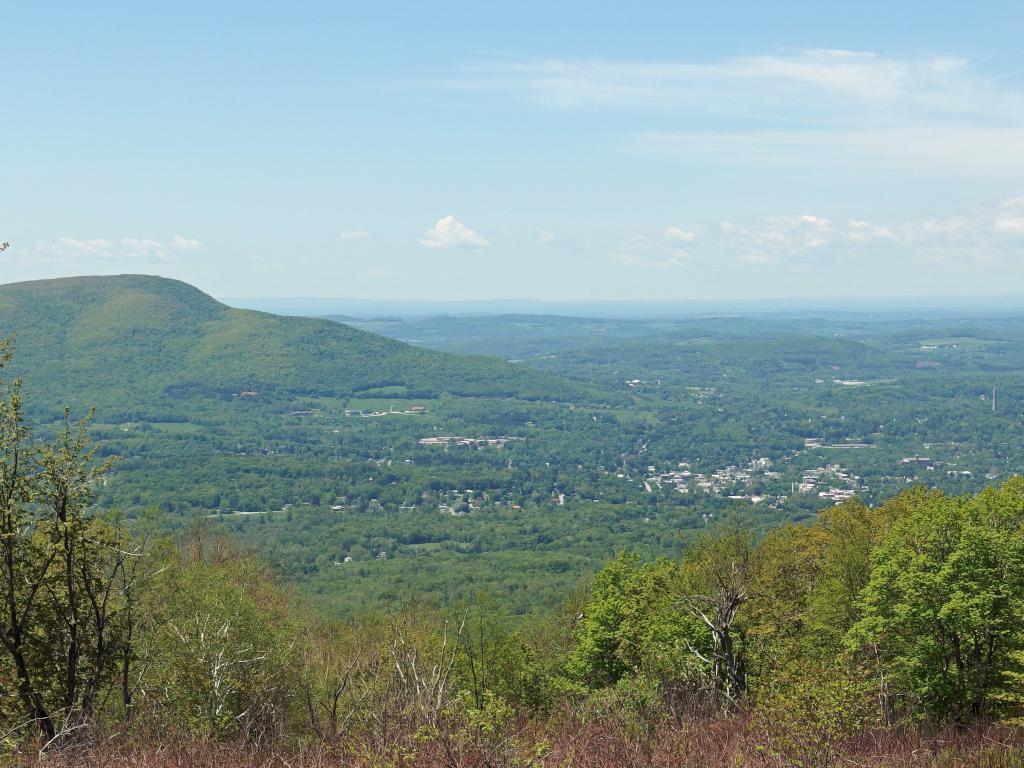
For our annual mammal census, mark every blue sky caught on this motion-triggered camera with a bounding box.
[4,1,1024,301]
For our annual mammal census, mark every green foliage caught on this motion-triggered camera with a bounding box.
[748,499,891,667]
[567,553,701,690]
[446,690,519,765]
[563,482,1024,728]
[137,533,302,740]
[848,481,1024,722]
[567,553,642,688]
[0,275,598,413]
[757,661,875,768]
[0,341,128,743]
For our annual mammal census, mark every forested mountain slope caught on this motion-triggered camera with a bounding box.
[0,275,599,416]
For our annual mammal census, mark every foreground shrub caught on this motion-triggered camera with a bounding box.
[134,534,302,742]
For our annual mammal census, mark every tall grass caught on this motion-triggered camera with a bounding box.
[26,716,1024,768]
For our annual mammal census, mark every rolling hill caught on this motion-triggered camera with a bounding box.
[0,274,601,416]
[0,275,648,616]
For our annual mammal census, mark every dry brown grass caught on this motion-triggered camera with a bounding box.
[19,717,1024,768]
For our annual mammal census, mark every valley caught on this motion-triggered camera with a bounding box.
[2,276,1023,616]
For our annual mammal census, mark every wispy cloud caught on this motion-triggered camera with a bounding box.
[994,197,1024,235]
[613,197,1024,271]
[627,127,1024,176]
[847,220,896,242]
[38,237,115,258]
[119,238,169,259]
[663,226,696,243]
[435,49,1024,175]
[28,235,205,265]
[441,49,1023,117]
[419,215,489,249]
[340,230,372,241]
[171,235,204,251]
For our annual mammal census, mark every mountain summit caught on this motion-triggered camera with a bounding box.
[0,274,588,413]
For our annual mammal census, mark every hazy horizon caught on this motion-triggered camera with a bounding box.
[224,291,1024,319]
[6,272,1022,317]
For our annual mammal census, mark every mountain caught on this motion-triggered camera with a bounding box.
[0,275,600,415]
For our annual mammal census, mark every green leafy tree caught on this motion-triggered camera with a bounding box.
[848,482,1024,721]
[567,552,641,688]
[0,340,128,744]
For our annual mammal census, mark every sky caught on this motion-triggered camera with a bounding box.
[3,1,1024,302]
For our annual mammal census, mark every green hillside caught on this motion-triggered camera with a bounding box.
[0,275,651,618]
[0,275,597,415]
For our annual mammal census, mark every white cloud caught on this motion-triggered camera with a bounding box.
[31,237,116,263]
[738,251,776,266]
[442,50,1024,176]
[612,230,693,269]
[52,237,114,255]
[172,235,204,251]
[120,238,167,259]
[613,198,1024,272]
[443,49,1024,116]
[30,235,205,265]
[628,127,1024,177]
[914,217,970,236]
[611,249,687,269]
[994,217,1024,235]
[847,220,895,242]
[340,230,371,241]
[663,226,696,243]
[757,215,834,249]
[419,215,489,249]
[994,197,1024,235]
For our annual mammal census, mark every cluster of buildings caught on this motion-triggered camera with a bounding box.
[900,456,939,470]
[418,435,522,448]
[645,458,778,502]
[805,437,872,449]
[435,487,496,515]
[644,455,868,507]
[344,405,426,418]
[797,464,864,502]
